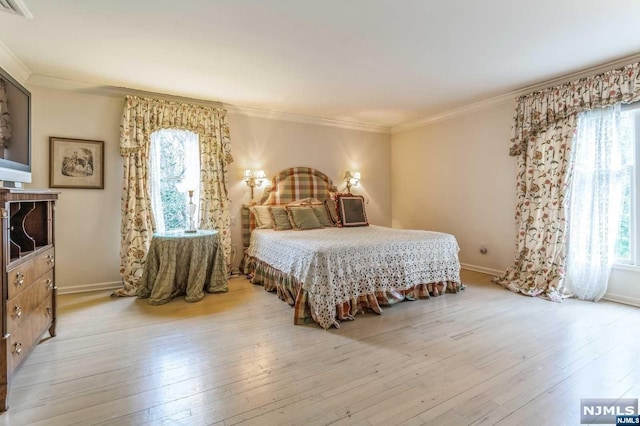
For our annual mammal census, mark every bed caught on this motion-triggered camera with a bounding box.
[241,167,462,329]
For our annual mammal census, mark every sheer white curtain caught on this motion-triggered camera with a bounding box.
[565,105,633,301]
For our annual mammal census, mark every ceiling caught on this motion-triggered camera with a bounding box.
[1,0,640,128]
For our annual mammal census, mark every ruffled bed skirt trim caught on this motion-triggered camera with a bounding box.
[244,254,463,329]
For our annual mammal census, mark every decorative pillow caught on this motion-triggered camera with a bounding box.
[336,195,369,227]
[311,203,334,227]
[248,206,262,227]
[249,205,274,229]
[286,206,323,230]
[324,199,341,227]
[269,206,293,231]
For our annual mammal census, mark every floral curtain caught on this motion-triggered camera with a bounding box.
[199,117,232,252]
[495,117,576,301]
[0,78,11,145]
[114,95,233,297]
[497,61,640,299]
[564,105,632,301]
[509,62,640,156]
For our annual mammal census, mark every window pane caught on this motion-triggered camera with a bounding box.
[615,167,632,260]
[614,108,636,263]
[149,129,200,233]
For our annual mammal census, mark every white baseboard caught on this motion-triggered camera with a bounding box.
[57,281,122,295]
[602,292,640,308]
[460,263,503,277]
[57,274,246,295]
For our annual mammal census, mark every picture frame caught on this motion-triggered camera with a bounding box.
[49,137,104,189]
[336,194,369,227]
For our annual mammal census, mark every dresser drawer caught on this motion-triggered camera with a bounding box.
[7,295,53,374]
[7,247,54,301]
[6,270,54,334]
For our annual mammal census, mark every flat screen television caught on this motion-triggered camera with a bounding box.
[0,65,31,186]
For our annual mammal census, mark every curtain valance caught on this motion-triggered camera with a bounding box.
[120,95,233,164]
[509,61,640,156]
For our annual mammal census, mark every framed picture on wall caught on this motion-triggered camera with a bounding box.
[49,137,104,189]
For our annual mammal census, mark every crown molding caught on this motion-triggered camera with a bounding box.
[28,74,103,92]
[27,74,225,107]
[392,51,640,134]
[0,41,30,84]
[24,50,640,136]
[27,73,389,134]
[391,94,515,134]
[225,104,390,134]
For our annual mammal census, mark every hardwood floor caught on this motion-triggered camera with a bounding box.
[1,270,639,425]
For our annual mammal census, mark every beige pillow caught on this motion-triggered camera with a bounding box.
[287,197,322,207]
[269,206,293,231]
[286,206,323,230]
[249,205,274,229]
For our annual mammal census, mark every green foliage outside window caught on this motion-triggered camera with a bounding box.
[155,131,189,231]
[615,174,631,260]
[614,111,634,261]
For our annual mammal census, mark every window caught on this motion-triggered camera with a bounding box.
[616,106,640,265]
[149,129,200,233]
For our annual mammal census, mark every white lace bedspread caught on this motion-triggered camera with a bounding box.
[247,225,461,328]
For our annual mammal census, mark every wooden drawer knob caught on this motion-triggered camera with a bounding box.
[12,342,22,355]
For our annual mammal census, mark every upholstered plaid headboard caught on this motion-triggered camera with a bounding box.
[241,167,338,252]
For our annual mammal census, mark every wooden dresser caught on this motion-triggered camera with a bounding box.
[0,189,58,411]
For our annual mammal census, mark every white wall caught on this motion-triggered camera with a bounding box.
[391,101,640,306]
[30,87,124,292]
[227,112,391,218]
[26,86,391,291]
[11,81,639,305]
[606,267,640,306]
[391,101,518,273]
[226,112,391,266]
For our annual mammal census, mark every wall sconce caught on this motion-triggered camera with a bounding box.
[344,171,361,193]
[243,169,267,200]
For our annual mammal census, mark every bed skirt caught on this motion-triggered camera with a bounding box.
[244,255,463,329]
